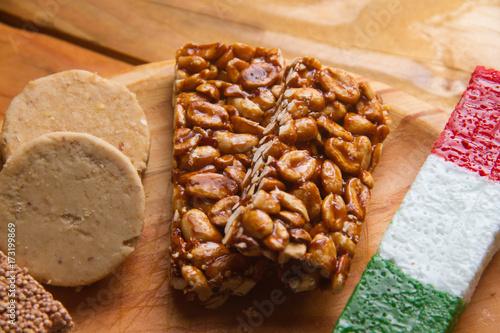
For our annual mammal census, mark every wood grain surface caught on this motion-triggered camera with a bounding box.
[0,22,131,118]
[24,61,497,332]
[2,0,500,115]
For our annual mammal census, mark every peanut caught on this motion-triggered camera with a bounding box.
[226,58,250,83]
[258,177,287,192]
[191,197,216,215]
[278,243,307,264]
[359,169,374,189]
[321,160,343,195]
[317,114,354,142]
[283,87,326,112]
[228,97,264,122]
[330,232,357,257]
[251,89,276,111]
[276,150,317,183]
[205,253,251,279]
[295,117,319,142]
[322,193,348,232]
[173,184,189,214]
[180,209,222,243]
[344,113,376,136]
[186,101,229,129]
[344,178,370,220]
[224,167,247,191]
[215,47,235,69]
[252,190,280,214]
[240,62,279,89]
[372,124,391,145]
[178,146,220,171]
[271,189,310,222]
[181,265,213,301]
[214,131,259,154]
[174,128,201,156]
[176,165,218,186]
[324,137,360,174]
[230,115,265,136]
[317,67,360,104]
[289,228,312,244]
[196,83,220,101]
[232,234,264,257]
[241,208,274,239]
[214,155,235,170]
[185,172,238,200]
[342,220,363,244]
[277,211,306,228]
[290,181,322,221]
[284,99,309,119]
[356,96,386,124]
[174,104,187,128]
[359,81,376,100]
[233,43,257,61]
[262,221,289,251]
[208,196,240,227]
[278,118,298,146]
[308,234,337,278]
[189,242,230,268]
[354,135,373,171]
[324,101,347,122]
[176,92,210,107]
[179,42,227,60]
[368,143,383,173]
[331,255,351,294]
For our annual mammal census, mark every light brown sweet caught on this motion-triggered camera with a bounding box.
[0,69,150,174]
[0,132,145,287]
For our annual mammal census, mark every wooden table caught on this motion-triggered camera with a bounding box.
[1,1,499,332]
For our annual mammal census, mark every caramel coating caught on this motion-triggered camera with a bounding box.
[223,56,391,294]
[171,42,285,308]
[171,44,391,307]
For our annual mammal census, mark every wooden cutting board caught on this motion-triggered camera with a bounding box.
[26,60,499,332]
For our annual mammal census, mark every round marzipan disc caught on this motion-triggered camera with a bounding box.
[0,132,145,287]
[0,69,150,174]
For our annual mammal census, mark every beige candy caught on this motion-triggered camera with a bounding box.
[0,132,145,287]
[0,69,150,174]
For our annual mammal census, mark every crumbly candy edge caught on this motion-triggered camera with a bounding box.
[0,251,73,333]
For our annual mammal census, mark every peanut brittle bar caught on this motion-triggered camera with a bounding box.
[223,57,391,293]
[171,43,392,308]
[171,42,285,308]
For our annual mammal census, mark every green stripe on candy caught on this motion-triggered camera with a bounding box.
[333,255,465,333]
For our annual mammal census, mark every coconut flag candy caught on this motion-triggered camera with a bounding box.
[333,66,500,332]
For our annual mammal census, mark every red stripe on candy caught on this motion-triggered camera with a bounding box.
[432,66,500,181]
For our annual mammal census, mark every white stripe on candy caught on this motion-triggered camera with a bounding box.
[378,153,500,302]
